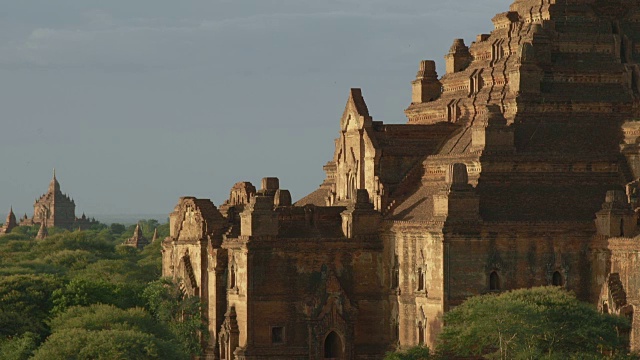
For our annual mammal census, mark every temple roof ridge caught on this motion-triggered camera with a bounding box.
[340,88,373,131]
[347,88,369,118]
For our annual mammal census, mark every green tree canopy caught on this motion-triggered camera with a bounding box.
[48,304,172,340]
[143,278,208,356]
[0,221,198,359]
[31,328,184,360]
[51,277,144,313]
[385,345,431,360]
[109,223,126,235]
[32,304,188,360]
[0,274,61,337]
[436,286,631,360]
[0,332,39,360]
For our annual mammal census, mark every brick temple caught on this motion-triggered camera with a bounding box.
[162,0,640,358]
[1,170,98,234]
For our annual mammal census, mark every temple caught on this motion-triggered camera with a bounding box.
[0,207,17,235]
[123,223,149,249]
[162,0,640,358]
[1,171,98,233]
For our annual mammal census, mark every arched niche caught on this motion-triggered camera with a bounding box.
[324,331,344,359]
[552,271,564,286]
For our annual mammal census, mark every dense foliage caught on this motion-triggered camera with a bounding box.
[0,220,206,360]
[384,345,431,360]
[436,286,633,360]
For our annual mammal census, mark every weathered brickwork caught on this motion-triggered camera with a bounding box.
[163,0,640,358]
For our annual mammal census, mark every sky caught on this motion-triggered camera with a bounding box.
[0,0,506,218]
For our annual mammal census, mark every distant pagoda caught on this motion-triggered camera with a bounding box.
[14,170,98,231]
[123,223,149,249]
[0,207,17,235]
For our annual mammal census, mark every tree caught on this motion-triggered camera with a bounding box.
[32,231,114,256]
[385,345,431,360]
[0,332,39,360]
[436,287,631,360]
[9,225,39,239]
[0,220,183,357]
[32,304,188,360]
[31,328,185,360]
[137,238,163,278]
[0,274,61,337]
[110,223,126,235]
[51,277,145,313]
[42,249,96,270]
[143,278,209,356]
[48,304,171,340]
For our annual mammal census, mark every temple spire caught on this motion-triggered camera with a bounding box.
[49,168,60,193]
[134,223,143,239]
[4,207,17,232]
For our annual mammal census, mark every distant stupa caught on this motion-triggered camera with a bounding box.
[123,223,149,249]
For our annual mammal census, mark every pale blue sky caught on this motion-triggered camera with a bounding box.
[0,0,506,217]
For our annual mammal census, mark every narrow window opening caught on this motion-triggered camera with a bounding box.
[552,271,563,286]
[271,326,284,344]
[489,271,500,291]
[417,321,425,345]
[229,265,236,289]
[417,268,424,291]
[392,255,399,290]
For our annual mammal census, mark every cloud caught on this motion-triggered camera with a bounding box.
[82,9,115,27]
[2,9,447,71]
[0,1,500,72]
[198,10,441,30]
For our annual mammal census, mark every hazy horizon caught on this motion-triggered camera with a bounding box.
[1,0,505,218]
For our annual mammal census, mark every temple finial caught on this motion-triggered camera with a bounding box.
[49,168,60,193]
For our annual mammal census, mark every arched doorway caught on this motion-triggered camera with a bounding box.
[552,271,563,286]
[324,331,344,360]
